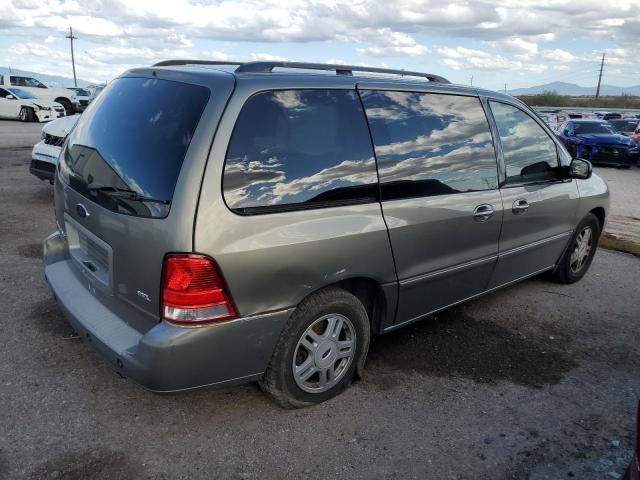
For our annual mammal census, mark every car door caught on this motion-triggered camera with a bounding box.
[359,86,503,326]
[0,88,19,118]
[487,100,579,288]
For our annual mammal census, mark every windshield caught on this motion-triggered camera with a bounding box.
[610,120,639,132]
[8,88,37,99]
[70,88,91,96]
[573,122,617,135]
[59,76,210,218]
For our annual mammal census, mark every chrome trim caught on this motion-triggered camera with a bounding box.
[499,231,572,259]
[385,264,554,333]
[400,254,498,286]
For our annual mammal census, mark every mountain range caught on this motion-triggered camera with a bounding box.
[0,67,91,88]
[508,81,640,96]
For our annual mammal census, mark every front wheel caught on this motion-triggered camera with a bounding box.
[551,213,600,284]
[19,107,33,122]
[260,288,370,408]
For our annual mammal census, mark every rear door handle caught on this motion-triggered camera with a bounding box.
[473,204,495,223]
[512,199,530,214]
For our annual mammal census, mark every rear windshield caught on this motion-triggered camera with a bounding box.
[573,122,616,135]
[59,76,210,218]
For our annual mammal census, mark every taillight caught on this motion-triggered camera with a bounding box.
[161,254,238,326]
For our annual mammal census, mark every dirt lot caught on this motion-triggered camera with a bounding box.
[0,119,639,480]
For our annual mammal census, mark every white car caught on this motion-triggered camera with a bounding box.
[0,87,65,122]
[0,74,78,115]
[30,114,79,183]
[67,87,91,112]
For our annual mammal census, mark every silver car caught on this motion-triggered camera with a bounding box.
[43,61,609,407]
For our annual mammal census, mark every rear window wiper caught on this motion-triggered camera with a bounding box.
[87,183,169,205]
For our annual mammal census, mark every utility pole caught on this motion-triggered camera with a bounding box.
[595,53,605,99]
[66,26,78,87]
[504,82,507,93]
[470,75,473,86]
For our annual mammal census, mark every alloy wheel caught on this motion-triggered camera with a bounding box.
[292,314,356,393]
[570,226,593,273]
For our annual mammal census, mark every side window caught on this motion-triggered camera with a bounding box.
[490,102,560,184]
[360,90,498,200]
[223,89,377,213]
[10,76,25,87]
[0,88,10,98]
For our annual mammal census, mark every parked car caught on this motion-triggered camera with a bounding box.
[0,74,78,115]
[43,60,609,407]
[67,87,91,112]
[557,119,639,168]
[623,401,640,480]
[30,115,79,182]
[0,86,65,122]
[610,118,640,144]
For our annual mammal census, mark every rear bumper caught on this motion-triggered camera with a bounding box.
[43,231,292,392]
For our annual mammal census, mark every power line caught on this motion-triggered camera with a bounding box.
[66,26,78,87]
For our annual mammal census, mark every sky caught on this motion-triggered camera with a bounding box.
[0,0,638,90]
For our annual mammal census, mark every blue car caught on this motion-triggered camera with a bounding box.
[558,119,639,168]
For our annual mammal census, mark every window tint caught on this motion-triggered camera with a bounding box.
[360,91,498,200]
[223,89,377,213]
[490,101,559,184]
[59,77,210,218]
[0,88,10,98]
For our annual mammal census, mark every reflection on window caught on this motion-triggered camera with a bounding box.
[360,91,498,200]
[490,102,559,184]
[223,90,377,212]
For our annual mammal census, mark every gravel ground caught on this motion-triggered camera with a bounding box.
[0,119,639,480]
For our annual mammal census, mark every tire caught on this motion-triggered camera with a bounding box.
[56,98,73,116]
[19,107,33,122]
[260,287,370,408]
[551,213,601,284]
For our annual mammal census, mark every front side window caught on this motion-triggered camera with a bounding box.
[0,88,10,98]
[490,101,559,184]
[223,89,377,213]
[360,90,498,200]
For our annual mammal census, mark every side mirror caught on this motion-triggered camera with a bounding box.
[569,158,592,180]
[6,94,15,100]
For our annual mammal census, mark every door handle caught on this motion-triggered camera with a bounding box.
[473,204,495,223]
[512,199,530,214]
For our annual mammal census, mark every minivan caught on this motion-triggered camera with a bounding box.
[44,61,609,407]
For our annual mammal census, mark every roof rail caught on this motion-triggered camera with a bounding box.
[152,59,243,67]
[234,61,450,83]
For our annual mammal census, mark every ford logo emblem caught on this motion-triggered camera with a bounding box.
[76,203,90,219]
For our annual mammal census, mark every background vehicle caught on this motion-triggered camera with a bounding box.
[603,112,622,121]
[30,115,79,182]
[558,119,639,167]
[43,60,609,407]
[0,87,65,122]
[610,118,640,144]
[67,87,91,113]
[0,74,78,115]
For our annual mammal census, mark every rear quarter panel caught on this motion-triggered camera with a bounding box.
[194,75,398,321]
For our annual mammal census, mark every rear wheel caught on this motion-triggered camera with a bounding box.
[260,288,370,408]
[19,107,33,122]
[551,213,600,284]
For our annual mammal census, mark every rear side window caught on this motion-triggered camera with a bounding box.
[360,90,498,200]
[490,101,559,184]
[223,89,377,213]
[59,77,210,218]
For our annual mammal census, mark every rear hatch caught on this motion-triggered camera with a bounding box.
[54,71,233,333]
